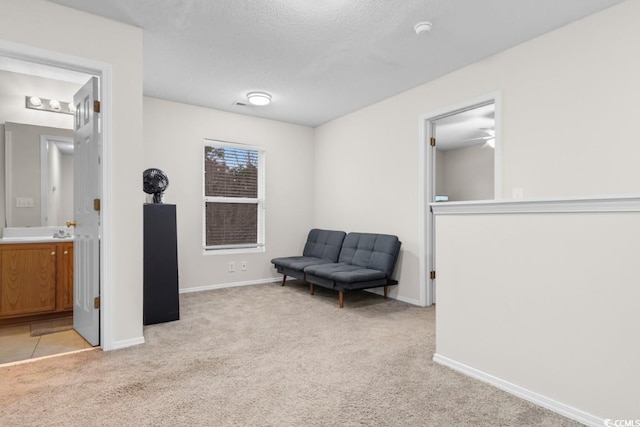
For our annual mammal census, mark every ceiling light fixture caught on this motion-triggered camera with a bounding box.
[414,21,433,35]
[247,92,272,106]
[25,96,74,115]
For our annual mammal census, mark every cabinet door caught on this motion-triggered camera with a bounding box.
[0,244,57,317]
[57,243,74,311]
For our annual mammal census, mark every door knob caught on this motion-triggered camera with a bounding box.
[66,220,77,228]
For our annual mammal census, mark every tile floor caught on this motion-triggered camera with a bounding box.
[0,320,93,365]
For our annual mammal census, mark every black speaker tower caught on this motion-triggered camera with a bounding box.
[143,203,179,325]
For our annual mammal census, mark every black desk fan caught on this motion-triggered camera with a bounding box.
[143,168,169,203]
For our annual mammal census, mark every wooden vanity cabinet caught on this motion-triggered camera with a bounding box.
[57,243,74,311]
[0,242,74,319]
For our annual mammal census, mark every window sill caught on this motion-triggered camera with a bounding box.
[202,246,265,256]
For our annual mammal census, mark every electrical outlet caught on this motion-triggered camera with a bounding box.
[228,261,235,272]
[241,261,247,271]
[512,187,524,200]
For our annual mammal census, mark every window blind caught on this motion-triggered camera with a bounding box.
[203,144,263,250]
[205,147,258,198]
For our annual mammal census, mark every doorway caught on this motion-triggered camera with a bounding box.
[418,92,502,306]
[0,45,109,363]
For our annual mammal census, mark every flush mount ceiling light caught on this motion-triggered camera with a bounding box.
[247,92,272,106]
[25,95,74,115]
[414,21,433,35]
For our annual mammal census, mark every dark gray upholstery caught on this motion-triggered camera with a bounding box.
[271,229,346,281]
[304,232,401,291]
[302,229,345,261]
[337,233,401,278]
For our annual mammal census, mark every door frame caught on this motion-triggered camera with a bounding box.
[417,91,502,306]
[40,134,74,226]
[0,39,114,350]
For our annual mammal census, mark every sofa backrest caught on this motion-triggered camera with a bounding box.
[302,229,346,262]
[338,233,401,277]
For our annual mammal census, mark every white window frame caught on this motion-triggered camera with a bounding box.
[202,139,265,255]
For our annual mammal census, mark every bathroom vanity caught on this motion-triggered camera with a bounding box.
[0,229,73,322]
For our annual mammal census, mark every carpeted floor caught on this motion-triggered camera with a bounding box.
[0,281,580,426]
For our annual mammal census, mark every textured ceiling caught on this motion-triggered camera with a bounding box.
[46,0,624,127]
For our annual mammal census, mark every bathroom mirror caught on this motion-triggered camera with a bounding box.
[4,122,73,227]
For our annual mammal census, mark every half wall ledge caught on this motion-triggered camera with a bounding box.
[430,194,640,215]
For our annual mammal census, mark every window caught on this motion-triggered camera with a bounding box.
[203,140,265,252]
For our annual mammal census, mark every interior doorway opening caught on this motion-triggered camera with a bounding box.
[418,92,502,307]
[0,48,106,364]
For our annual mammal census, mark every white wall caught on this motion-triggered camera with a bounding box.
[435,211,640,420]
[143,97,315,290]
[0,0,144,347]
[437,144,494,201]
[314,0,640,420]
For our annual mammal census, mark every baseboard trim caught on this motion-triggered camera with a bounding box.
[364,288,422,306]
[181,278,423,306]
[179,277,286,294]
[109,336,145,351]
[432,354,603,427]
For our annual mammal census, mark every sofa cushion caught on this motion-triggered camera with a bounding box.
[302,229,346,262]
[271,256,332,271]
[337,233,401,278]
[307,263,386,283]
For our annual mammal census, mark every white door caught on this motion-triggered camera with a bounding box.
[72,77,101,346]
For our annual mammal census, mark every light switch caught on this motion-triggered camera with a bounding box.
[16,197,34,208]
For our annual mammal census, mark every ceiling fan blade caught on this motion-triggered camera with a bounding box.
[462,136,489,142]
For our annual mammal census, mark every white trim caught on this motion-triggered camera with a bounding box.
[202,140,266,252]
[431,194,640,215]
[179,277,286,294]
[181,279,424,306]
[364,288,422,306]
[40,136,48,225]
[4,129,13,227]
[109,336,145,351]
[99,64,114,351]
[418,91,502,307]
[433,354,604,427]
[0,39,114,351]
[203,138,263,152]
[39,134,74,226]
[202,246,265,256]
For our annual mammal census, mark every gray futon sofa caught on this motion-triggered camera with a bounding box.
[272,230,401,308]
[271,229,346,284]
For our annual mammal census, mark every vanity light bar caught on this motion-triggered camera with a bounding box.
[25,96,75,115]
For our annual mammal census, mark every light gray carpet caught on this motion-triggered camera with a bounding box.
[0,281,580,426]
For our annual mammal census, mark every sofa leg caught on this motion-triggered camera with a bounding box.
[338,291,344,308]
[309,284,314,295]
[384,286,388,299]
[281,275,287,286]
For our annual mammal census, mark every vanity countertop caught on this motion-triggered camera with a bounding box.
[0,237,74,244]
